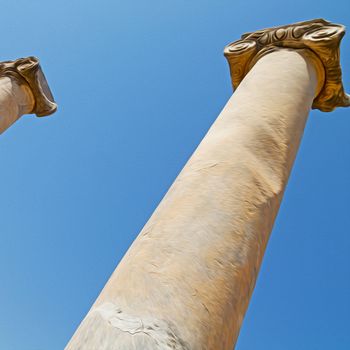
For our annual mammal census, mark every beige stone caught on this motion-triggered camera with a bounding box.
[65,20,348,350]
[0,56,57,134]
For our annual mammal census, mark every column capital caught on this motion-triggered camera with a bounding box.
[224,19,349,112]
[0,56,57,117]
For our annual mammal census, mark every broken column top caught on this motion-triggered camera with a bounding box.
[0,56,57,117]
[224,19,350,112]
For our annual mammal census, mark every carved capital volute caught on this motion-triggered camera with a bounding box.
[224,19,349,112]
[0,56,57,117]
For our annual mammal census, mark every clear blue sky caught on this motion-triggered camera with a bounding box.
[0,1,349,349]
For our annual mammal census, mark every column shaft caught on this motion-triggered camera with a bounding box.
[66,49,319,350]
[0,76,35,134]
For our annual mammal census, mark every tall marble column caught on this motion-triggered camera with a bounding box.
[66,19,349,350]
[0,56,56,134]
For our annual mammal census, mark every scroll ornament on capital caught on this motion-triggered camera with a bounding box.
[0,56,57,117]
[224,19,350,112]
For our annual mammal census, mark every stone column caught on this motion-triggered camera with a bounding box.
[66,20,349,350]
[0,57,57,134]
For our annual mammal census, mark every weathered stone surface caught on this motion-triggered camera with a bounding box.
[66,49,319,350]
[66,19,348,350]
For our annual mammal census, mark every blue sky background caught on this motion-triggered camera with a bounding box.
[0,1,349,349]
